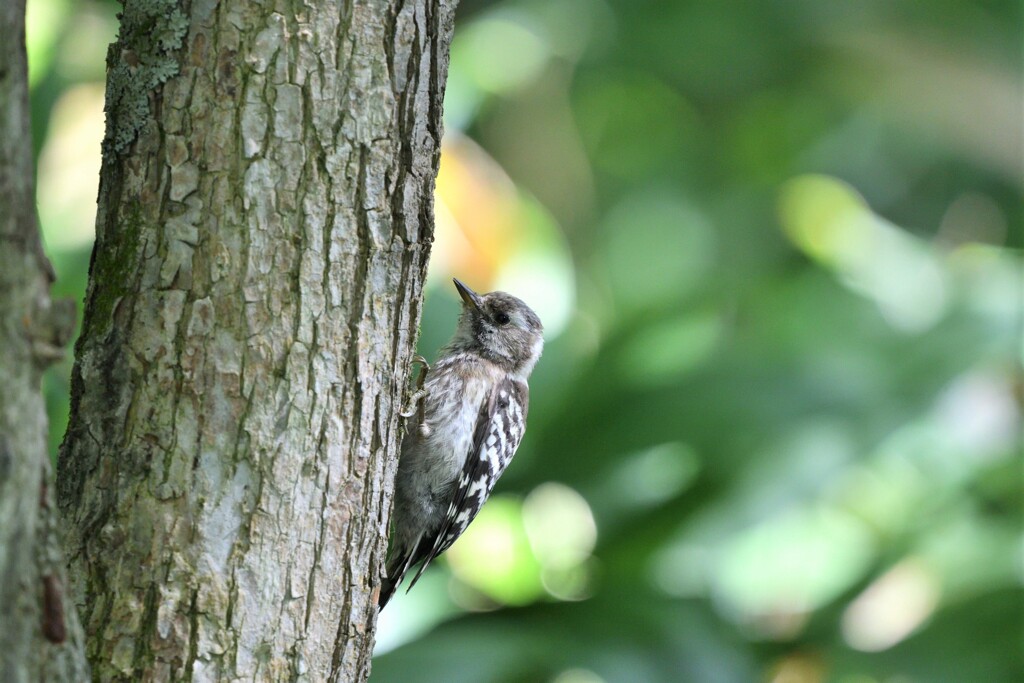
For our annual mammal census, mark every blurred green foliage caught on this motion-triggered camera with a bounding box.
[28,0,1021,681]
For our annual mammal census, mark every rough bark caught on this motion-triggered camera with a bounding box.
[0,0,90,680]
[56,0,456,680]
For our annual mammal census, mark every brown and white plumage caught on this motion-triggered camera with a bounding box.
[379,279,543,609]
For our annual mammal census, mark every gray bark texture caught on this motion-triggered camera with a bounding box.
[55,0,456,680]
[0,0,90,680]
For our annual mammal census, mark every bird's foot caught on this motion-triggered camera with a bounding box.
[400,389,427,418]
[400,355,430,419]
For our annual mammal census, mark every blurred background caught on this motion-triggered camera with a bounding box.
[28,0,1022,681]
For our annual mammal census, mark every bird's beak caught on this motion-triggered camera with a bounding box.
[453,278,483,312]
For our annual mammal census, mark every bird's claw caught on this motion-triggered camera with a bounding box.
[400,389,427,418]
[400,356,430,420]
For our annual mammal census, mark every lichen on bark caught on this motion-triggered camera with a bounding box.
[103,0,189,155]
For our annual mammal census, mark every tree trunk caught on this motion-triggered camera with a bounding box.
[0,0,90,680]
[56,0,456,679]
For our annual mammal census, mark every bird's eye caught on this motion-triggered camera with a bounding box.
[495,312,511,325]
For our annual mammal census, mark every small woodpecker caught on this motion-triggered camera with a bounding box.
[379,278,544,609]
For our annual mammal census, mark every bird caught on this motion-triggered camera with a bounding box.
[379,278,544,609]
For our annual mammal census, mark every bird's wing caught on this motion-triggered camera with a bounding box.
[406,377,529,590]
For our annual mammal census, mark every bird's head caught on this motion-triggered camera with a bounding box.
[451,278,544,379]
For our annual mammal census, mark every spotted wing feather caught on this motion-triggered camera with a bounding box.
[406,378,528,589]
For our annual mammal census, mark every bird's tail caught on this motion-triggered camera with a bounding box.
[378,573,399,610]
[378,536,423,610]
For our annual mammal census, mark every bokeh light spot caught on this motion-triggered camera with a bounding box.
[456,13,550,96]
[445,495,544,606]
[616,442,701,507]
[522,482,597,569]
[551,668,607,683]
[937,192,1007,247]
[54,3,116,82]
[778,174,949,332]
[617,313,721,386]
[714,506,875,637]
[778,174,870,266]
[523,482,597,600]
[765,653,825,683]
[842,558,940,652]
[38,83,105,251]
[602,191,716,314]
[650,543,711,599]
[26,0,70,87]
